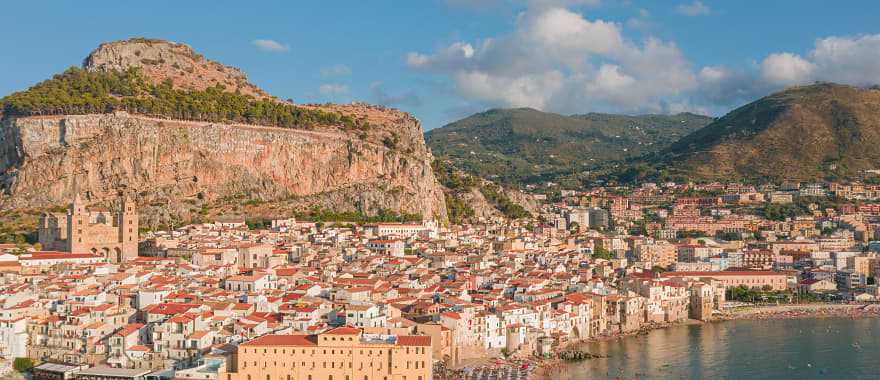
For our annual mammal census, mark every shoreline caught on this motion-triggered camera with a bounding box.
[530,303,880,379]
[715,302,880,321]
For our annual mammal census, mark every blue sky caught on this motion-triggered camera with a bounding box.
[3,1,880,130]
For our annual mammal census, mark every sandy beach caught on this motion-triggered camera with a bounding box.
[718,303,880,321]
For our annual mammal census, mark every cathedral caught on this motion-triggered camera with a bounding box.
[38,195,139,263]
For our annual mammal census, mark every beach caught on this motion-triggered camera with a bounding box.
[718,302,880,320]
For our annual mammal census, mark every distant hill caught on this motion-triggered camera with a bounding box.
[426,108,713,185]
[653,83,880,182]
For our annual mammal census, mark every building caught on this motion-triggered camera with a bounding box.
[33,363,87,380]
[566,208,590,229]
[366,240,405,257]
[660,271,789,291]
[635,241,676,268]
[73,366,151,380]
[38,195,138,263]
[587,208,609,229]
[221,327,432,380]
[17,252,104,268]
[836,270,867,291]
[368,222,437,239]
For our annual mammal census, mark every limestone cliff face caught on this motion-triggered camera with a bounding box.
[0,112,447,224]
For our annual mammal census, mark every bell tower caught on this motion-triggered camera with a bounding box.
[67,194,87,253]
[118,196,139,262]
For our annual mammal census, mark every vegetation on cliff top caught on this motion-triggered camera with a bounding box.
[1,67,369,131]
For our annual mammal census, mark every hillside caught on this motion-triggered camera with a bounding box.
[0,38,447,229]
[426,108,712,185]
[655,83,880,182]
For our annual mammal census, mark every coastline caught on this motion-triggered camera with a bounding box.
[717,302,880,321]
[531,303,880,379]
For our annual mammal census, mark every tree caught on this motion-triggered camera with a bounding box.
[13,357,34,372]
[651,265,667,274]
[676,230,706,239]
[592,246,612,260]
[2,67,370,132]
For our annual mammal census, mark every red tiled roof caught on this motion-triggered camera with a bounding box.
[661,271,786,277]
[324,326,361,335]
[240,334,318,346]
[396,335,431,347]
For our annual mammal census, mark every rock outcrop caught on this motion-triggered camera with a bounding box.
[0,38,448,224]
[0,112,447,225]
[83,38,269,99]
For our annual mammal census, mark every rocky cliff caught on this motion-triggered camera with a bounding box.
[0,112,446,225]
[0,39,447,225]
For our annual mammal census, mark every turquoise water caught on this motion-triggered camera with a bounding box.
[562,318,880,379]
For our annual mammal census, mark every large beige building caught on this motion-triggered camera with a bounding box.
[661,271,789,291]
[38,195,138,263]
[222,327,432,380]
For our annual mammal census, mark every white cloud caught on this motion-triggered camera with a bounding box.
[407,6,697,114]
[413,4,880,118]
[319,84,350,97]
[675,1,710,16]
[320,64,352,79]
[760,53,815,85]
[454,70,565,110]
[755,34,880,87]
[808,34,880,85]
[252,39,289,52]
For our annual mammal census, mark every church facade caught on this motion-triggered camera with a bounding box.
[38,195,139,263]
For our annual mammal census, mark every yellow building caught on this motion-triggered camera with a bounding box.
[222,327,432,380]
[38,195,138,263]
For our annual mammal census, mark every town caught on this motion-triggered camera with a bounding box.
[1,179,880,380]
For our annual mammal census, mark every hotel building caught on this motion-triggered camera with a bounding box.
[222,327,432,380]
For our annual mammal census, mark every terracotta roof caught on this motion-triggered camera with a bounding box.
[661,271,786,277]
[324,326,361,335]
[396,335,431,347]
[240,334,318,346]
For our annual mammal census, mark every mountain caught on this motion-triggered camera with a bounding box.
[0,38,447,228]
[426,108,713,185]
[655,83,880,182]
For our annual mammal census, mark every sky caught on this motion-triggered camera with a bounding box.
[3,1,880,130]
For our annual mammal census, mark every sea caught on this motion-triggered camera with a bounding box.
[559,317,880,379]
